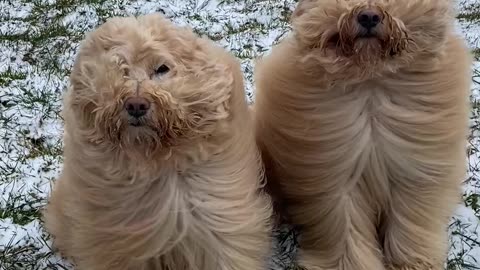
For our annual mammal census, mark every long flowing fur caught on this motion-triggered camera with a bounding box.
[254,0,472,269]
[44,13,272,270]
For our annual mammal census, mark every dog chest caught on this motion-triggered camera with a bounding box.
[285,83,460,198]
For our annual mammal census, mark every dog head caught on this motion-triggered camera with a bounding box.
[66,14,234,156]
[292,0,453,79]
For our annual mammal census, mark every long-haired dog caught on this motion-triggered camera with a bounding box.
[43,13,272,270]
[254,0,472,269]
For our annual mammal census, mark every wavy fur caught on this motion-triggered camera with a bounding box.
[44,13,272,270]
[254,0,472,269]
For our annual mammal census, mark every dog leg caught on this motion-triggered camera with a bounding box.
[382,168,461,270]
[294,186,386,270]
[205,196,273,270]
[43,177,75,259]
[215,238,272,270]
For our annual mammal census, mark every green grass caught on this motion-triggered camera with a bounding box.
[0,196,42,226]
[458,1,480,22]
[0,70,27,87]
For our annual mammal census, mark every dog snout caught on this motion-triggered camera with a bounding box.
[357,9,383,30]
[124,97,150,118]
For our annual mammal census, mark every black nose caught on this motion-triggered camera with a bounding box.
[124,97,150,118]
[357,10,382,30]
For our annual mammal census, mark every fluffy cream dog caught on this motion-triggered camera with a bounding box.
[43,13,272,270]
[254,0,472,269]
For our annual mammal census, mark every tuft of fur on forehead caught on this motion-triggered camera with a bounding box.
[291,0,454,79]
[66,14,234,162]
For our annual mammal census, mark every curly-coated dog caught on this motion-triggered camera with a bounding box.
[254,0,472,269]
[43,13,272,270]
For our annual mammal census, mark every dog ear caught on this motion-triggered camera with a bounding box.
[292,0,317,19]
[66,59,103,126]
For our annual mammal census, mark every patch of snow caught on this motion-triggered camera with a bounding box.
[0,219,41,248]
[62,5,100,33]
[0,42,32,74]
[0,1,33,19]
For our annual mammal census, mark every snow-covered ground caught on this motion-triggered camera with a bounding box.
[0,0,478,269]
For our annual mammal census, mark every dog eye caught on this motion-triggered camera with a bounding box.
[155,64,170,75]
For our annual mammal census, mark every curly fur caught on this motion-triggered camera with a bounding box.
[43,13,272,270]
[254,0,472,269]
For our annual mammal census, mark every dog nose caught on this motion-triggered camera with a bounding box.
[357,9,382,30]
[124,97,150,118]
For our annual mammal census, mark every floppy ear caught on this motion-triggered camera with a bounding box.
[66,61,98,127]
[292,0,317,19]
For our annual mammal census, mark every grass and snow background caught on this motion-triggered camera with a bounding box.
[0,0,478,269]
